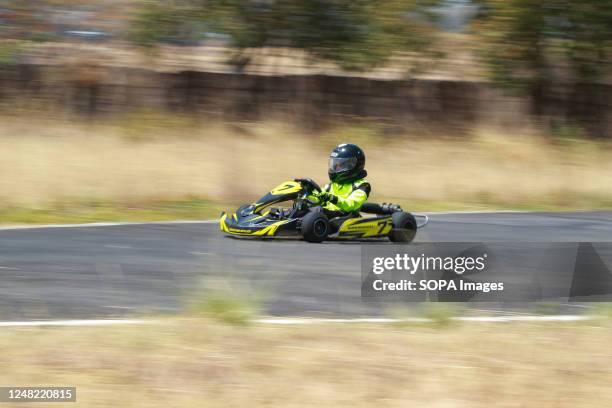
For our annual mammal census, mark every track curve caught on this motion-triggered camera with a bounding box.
[1,212,611,320]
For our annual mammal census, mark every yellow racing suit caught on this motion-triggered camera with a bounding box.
[313,178,371,214]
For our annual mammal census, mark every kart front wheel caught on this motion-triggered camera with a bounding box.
[301,212,330,243]
[389,212,417,243]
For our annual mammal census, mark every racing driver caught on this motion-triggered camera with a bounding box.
[308,143,371,216]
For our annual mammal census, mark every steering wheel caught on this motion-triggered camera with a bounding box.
[294,178,321,193]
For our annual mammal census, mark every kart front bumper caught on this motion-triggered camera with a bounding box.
[219,213,297,237]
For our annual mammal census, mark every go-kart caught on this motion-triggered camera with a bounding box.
[219,179,427,243]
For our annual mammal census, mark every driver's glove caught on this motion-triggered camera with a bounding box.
[306,190,325,205]
[317,191,338,205]
[294,178,321,193]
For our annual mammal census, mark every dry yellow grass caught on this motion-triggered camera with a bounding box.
[1,320,612,407]
[1,113,611,212]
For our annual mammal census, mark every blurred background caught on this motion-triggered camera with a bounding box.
[0,0,610,221]
[1,2,612,407]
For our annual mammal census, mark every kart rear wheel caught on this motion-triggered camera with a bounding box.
[301,212,330,243]
[389,212,417,243]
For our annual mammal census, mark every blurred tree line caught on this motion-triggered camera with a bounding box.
[129,0,611,124]
[129,0,441,71]
[0,0,52,65]
[2,1,610,88]
[0,1,610,134]
[474,0,611,88]
[473,0,612,125]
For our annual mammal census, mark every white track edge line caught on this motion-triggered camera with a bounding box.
[0,220,218,231]
[421,210,524,215]
[0,315,593,328]
[255,315,592,324]
[0,319,148,327]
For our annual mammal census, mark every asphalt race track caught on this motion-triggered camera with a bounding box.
[0,212,611,321]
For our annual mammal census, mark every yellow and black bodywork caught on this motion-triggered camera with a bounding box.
[219,181,304,237]
[220,180,418,241]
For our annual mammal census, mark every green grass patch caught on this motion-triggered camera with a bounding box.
[591,303,612,320]
[0,199,229,225]
[535,301,563,315]
[185,284,261,326]
[386,303,464,329]
[418,303,463,328]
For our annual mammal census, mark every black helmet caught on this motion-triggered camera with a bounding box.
[328,143,366,183]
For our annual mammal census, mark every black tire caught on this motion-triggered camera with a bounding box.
[389,212,417,243]
[301,211,330,243]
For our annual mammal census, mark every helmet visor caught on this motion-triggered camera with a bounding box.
[329,157,357,174]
